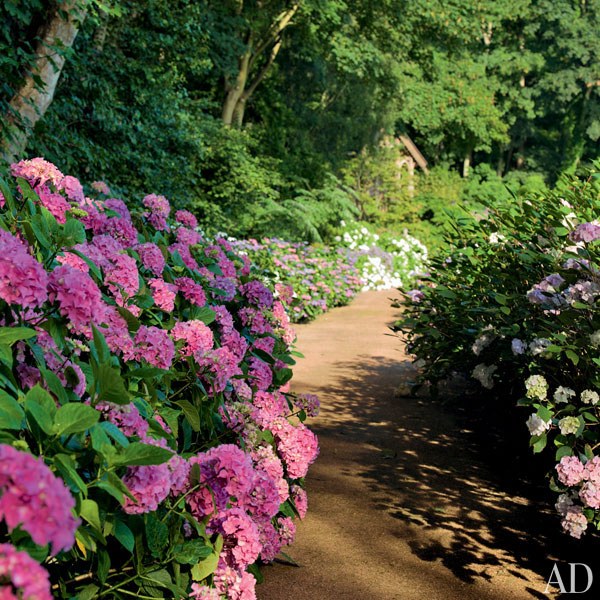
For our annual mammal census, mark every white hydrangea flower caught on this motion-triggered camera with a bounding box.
[555,493,574,516]
[558,416,580,435]
[529,338,551,356]
[471,363,497,389]
[590,331,600,347]
[554,386,576,404]
[526,413,552,436]
[581,390,600,405]
[525,374,548,400]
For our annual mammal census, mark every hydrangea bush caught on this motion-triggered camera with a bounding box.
[333,221,428,291]
[0,158,319,598]
[227,237,364,322]
[397,165,600,539]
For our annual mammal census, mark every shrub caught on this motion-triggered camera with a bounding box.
[228,237,364,322]
[397,164,600,538]
[0,158,319,598]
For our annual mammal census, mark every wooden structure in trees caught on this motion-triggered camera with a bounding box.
[382,134,429,198]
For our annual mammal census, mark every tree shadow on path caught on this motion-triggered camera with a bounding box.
[309,355,599,598]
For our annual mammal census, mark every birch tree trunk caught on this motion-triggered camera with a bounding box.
[2,1,86,163]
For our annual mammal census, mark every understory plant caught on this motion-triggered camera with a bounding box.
[397,165,600,539]
[0,158,319,598]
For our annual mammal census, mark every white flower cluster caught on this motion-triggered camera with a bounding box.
[335,222,428,291]
[471,363,497,389]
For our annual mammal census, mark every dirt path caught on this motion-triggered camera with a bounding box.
[258,290,600,600]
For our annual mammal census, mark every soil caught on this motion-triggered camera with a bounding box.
[258,290,600,600]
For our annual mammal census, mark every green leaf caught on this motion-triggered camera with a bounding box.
[193,307,216,325]
[54,403,100,435]
[91,325,111,363]
[53,453,87,496]
[0,326,36,345]
[76,584,100,600]
[175,399,200,432]
[565,349,579,366]
[0,344,12,368]
[536,405,553,422]
[79,499,102,533]
[24,385,56,434]
[531,433,547,454]
[97,548,111,584]
[114,520,135,552]
[112,441,173,466]
[39,367,68,405]
[191,552,219,582]
[95,362,130,404]
[145,514,169,558]
[0,391,24,430]
[555,445,573,460]
[116,306,141,333]
[99,421,130,447]
[172,539,213,564]
[62,218,86,246]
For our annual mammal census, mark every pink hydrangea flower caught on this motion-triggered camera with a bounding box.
[95,401,149,438]
[175,277,206,306]
[91,181,110,195]
[248,357,273,391]
[189,584,221,600]
[172,320,214,357]
[122,461,172,514]
[0,543,52,600]
[11,157,64,188]
[186,445,255,518]
[276,516,296,547]
[584,455,600,483]
[177,227,203,246]
[290,484,308,519]
[105,253,140,299]
[0,445,80,554]
[58,175,85,204]
[143,194,170,231]
[579,481,600,509]
[137,242,165,276]
[36,185,72,223]
[175,209,198,229]
[149,278,177,312]
[556,456,586,487]
[561,505,588,538]
[133,326,175,369]
[241,280,273,308]
[570,221,600,243]
[271,418,319,479]
[213,565,256,600]
[48,264,106,335]
[0,230,48,308]
[293,393,320,417]
[208,507,261,569]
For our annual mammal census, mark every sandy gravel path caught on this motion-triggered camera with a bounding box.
[259,290,597,600]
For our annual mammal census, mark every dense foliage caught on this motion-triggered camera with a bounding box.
[0,158,320,599]
[1,1,599,244]
[397,165,600,539]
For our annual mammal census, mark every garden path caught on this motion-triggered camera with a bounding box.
[258,290,590,600]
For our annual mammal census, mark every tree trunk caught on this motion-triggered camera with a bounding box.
[221,3,299,128]
[2,1,86,163]
[462,152,471,178]
[222,50,251,126]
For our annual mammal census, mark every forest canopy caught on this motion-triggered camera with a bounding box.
[1,0,599,239]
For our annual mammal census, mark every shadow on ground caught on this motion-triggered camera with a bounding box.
[311,355,599,597]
